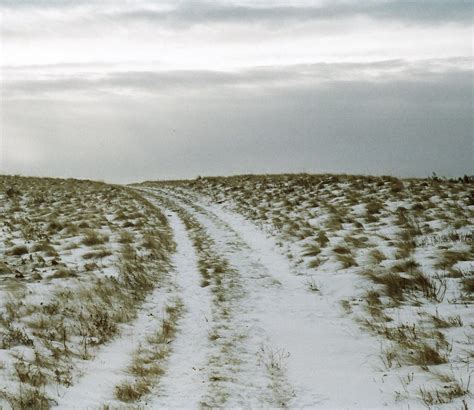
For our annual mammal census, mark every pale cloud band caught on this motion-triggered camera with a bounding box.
[2,57,473,98]
[2,1,472,26]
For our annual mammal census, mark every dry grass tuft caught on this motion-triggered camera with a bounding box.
[115,379,150,402]
[7,245,29,256]
[82,229,109,246]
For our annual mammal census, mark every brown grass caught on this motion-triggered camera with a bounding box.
[7,245,29,256]
[115,379,150,402]
[82,229,109,246]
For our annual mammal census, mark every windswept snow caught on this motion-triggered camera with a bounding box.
[1,174,472,408]
[142,188,395,408]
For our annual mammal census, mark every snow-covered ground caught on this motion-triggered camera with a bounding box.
[136,175,473,408]
[0,176,175,408]
[142,188,396,408]
[0,174,472,408]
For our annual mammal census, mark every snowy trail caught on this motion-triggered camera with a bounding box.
[142,190,281,407]
[152,188,394,408]
[146,209,213,408]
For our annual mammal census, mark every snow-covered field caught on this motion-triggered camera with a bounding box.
[0,174,472,408]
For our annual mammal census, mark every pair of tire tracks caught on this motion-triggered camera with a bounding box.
[141,188,293,408]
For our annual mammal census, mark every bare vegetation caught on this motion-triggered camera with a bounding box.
[0,175,174,407]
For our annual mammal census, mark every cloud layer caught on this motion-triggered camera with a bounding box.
[2,1,472,26]
[1,1,472,181]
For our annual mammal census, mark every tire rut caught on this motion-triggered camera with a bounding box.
[140,189,290,408]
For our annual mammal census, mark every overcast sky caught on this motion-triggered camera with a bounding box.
[1,0,472,183]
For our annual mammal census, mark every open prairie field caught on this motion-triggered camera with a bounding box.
[0,174,472,409]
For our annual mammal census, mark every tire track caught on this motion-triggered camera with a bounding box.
[146,186,391,408]
[140,189,282,408]
[141,206,213,408]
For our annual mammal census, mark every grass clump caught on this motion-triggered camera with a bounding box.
[32,241,57,257]
[82,229,109,246]
[115,379,150,402]
[419,373,471,406]
[0,384,50,409]
[307,258,322,269]
[333,245,351,255]
[431,313,463,328]
[316,231,330,247]
[364,271,409,302]
[362,270,445,303]
[413,343,448,368]
[436,250,471,270]
[7,245,29,256]
[302,243,321,257]
[49,268,78,279]
[369,249,386,265]
[391,258,420,274]
[461,276,474,293]
[337,253,357,269]
[82,248,112,260]
[119,231,134,244]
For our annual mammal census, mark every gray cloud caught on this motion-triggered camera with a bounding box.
[116,1,473,27]
[1,0,472,29]
[1,2,471,182]
[2,61,472,182]
[3,58,472,98]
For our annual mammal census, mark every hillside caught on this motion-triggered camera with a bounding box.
[0,174,472,408]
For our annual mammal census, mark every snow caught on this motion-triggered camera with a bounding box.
[53,276,173,408]
[142,188,397,408]
[1,175,472,409]
[146,209,213,408]
[133,176,473,409]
